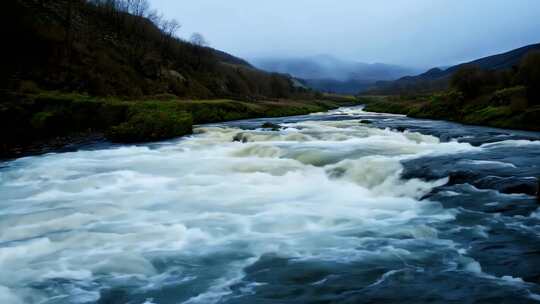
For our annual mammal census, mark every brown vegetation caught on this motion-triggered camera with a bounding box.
[1,0,312,100]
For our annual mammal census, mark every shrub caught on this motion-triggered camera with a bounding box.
[18,80,41,93]
[509,97,528,113]
[463,106,512,125]
[488,85,527,113]
[30,110,69,136]
[450,65,485,98]
[521,108,540,130]
[107,109,193,142]
[492,86,526,105]
[517,51,540,104]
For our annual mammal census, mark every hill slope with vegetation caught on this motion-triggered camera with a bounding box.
[369,44,540,95]
[361,50,540,131]
[2,0,306,99]
[0,0,359,157]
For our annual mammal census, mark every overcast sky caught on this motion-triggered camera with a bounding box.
[152,0,540,68]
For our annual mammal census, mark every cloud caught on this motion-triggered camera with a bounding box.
[152,0,540,67]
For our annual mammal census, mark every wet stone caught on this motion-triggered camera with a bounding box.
[261,122,282,131]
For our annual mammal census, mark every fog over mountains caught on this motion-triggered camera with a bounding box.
[252,43,540,95]
[251,55,422,94]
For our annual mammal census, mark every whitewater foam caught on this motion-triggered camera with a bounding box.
[0,115,499,303]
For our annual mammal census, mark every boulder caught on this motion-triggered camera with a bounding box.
[233,133,249,143]
[261,122,282,131]
[395,126,407,132]
[475,176,538,196]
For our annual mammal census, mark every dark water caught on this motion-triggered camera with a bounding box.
[0,106,539,303]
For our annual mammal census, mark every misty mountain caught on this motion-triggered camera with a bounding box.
[251,55,420,94]
[369,43,540,95]
[295,79,374,95]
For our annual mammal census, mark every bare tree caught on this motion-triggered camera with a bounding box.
[147,9,163,27]
[190,32,208,47]
[189,33,209,69]
[131,0,149,17]
[162,19,181,38]
[157,18,181,56]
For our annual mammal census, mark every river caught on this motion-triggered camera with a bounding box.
[1,106,539,303]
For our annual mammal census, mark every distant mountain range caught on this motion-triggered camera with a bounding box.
[369,43,540,95]
[251,55,421,94]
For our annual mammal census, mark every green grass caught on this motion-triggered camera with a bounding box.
[361,94,540,131]
[463,106,512,124]
[0,91,358,154]
[107,109,193,143]
[361,96,426,116]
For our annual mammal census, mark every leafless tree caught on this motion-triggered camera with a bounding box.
[190,32,208,47]
[131,0,149,17]
[162,19,181,38]
[147,9,163,27]
[156,18,180,56]
[189,33,209,69]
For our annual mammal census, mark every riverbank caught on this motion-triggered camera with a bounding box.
[0,91,358,159]
[360,94,540,132]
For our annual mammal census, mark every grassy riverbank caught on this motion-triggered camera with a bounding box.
[0,91,358,157]
[361,93,540,131]
[362,50,540,132]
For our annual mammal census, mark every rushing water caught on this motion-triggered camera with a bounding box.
[1,107,540,304]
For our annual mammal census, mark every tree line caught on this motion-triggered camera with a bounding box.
[450,51,540,104]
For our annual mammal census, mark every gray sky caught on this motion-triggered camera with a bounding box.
[152,0,540,68]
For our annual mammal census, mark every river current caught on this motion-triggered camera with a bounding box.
[1,106,539,303]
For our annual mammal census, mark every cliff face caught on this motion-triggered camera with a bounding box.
[1,0,301,99]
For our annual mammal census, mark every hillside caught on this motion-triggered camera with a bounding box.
[1,0,306,100]
[361,47,540,131]
[369,43,540,95]
[252,55,419,94]
[0,0,360,157]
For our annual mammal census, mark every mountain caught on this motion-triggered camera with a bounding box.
[297,79,375,95]
[369,43,540,95]
[1,0,305,100]
[251,55,420,94]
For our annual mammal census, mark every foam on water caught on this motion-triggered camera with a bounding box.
[0,113,527,303]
